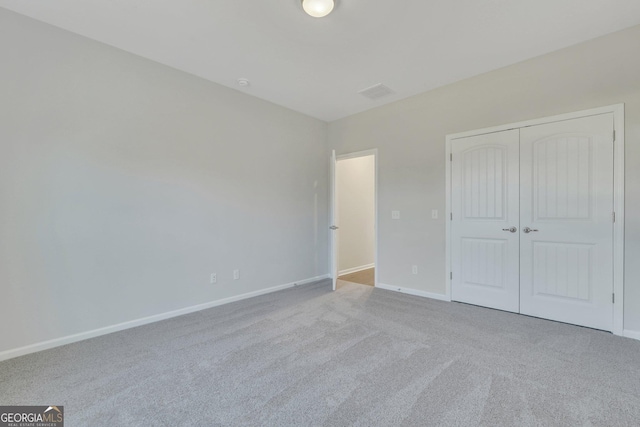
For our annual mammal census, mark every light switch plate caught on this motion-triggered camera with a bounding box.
[431,209,438,219]
[392,210,400,220]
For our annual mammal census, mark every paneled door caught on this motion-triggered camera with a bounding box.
[519,114,614,331]
[451,130,520,312]
[450,113,615,331]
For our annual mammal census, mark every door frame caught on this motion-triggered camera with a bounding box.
[445,104,625,336]
[329,148,379,288]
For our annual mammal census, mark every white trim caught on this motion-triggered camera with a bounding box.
[338,263,375,276]
[612,104,625,336]
[447,104,623,141]
[0,274,329,362]
[445,132,453,301]
[332,149,379,288]
[445,103,625,336]
[376,282,450,302]
[337,149,378,161]
[623,329,640,341]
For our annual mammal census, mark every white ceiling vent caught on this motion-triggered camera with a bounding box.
[358,83,394,100]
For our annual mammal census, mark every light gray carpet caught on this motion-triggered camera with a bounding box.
[2,279,640,426]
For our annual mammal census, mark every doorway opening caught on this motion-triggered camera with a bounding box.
[330,149,377,290]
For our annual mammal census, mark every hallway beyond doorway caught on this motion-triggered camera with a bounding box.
[338,268,375,286]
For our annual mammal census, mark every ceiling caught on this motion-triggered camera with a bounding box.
[2,1,640,122]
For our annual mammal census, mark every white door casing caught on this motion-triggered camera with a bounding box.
[519,114,614,331]
[329,149,379,290]
[450,129,521,312]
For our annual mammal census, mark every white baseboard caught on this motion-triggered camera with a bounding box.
[375,282,450,302]
[0,274,329,363]
[623,329,640,341]
[338,263,374,276]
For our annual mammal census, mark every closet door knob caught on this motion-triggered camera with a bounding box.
[523,227,539,233]
[502,227,517,233]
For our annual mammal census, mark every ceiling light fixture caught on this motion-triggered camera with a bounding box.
[302,0,335,18]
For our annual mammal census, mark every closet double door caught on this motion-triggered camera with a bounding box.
[450,114,614,331]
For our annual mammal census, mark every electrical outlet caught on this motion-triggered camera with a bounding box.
[392,210,400,220]
[233,269,240,280]
[210,273,217,284]
[431,209,438,219]
[412,265,418,275]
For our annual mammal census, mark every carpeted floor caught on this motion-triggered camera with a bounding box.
[338,268,375,286]
[1,279,640,426]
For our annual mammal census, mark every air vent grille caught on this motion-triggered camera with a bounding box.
[358,83,394,100]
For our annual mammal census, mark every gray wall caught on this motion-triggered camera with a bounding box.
[0,9,328,353]
[328,25,640,332]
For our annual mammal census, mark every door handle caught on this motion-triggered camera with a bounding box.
[523,227,539,233]
[329,226,339,230]
[502,227,517,233]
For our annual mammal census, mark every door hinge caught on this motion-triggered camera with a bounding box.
[613,212,616,223]
[612,293,615,304]
[450,272,453,280]
[450,212,453,220]
[450,153,453,162]
[613,130,616,142]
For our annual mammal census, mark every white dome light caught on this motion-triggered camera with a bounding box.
[302,0,335,18]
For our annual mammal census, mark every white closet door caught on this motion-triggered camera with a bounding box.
[451,130,520,312]
[519,114,614,331]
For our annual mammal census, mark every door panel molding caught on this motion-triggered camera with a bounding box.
[450,129,520,312]
[446,104,625,335]
[519,114,614,331]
